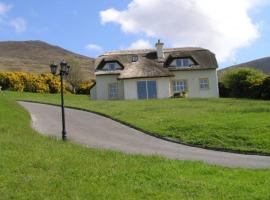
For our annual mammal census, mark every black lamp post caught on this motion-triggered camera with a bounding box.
[50,60,70,141]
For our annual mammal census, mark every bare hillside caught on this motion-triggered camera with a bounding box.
[0,40,95,79]
[220,57,270,74]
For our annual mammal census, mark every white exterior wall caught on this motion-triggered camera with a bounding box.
[123,79,137,100]
[123,69,219,100]
[118,79,124,99]
[94,69,219,100]
[90,85,97,100]
[95,75,124,100]
[157,77,171,98]
[172,69,219,98]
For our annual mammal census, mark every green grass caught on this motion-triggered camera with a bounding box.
[1,93,270,199]
[5,91,270,154]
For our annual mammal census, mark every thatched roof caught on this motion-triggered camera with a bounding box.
[95,47,218,79]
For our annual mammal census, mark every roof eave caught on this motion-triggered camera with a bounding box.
[117,74,174,80]
[168,67,217,71]
[95,71,121,76]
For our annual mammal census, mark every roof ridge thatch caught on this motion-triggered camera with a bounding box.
[102,47,208,56]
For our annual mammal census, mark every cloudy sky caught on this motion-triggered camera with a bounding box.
[0,0,269,68]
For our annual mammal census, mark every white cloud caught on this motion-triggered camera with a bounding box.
[9,18,27,33]
[0,2,12,16]
[100,0,268,62]
[86,44,103,52]
[0,2,27,34]
[128,39,152,49]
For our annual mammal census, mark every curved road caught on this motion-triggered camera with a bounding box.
[19,101,270,169]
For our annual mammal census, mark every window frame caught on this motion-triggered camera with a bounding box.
[132,55,138,62]
[108,63,116,70]
[170,58,193,68]
[137,80,157,99]
[101,62,123,71]
[108,83,118,99]
[171,79,188,93]
[175,58,189,67]
[199,78,210,90]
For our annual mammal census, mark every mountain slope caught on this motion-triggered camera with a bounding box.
[0,40,95,79]
[220,57,270,74]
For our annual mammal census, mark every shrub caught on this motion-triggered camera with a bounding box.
[0,71,62,94]
[218,82,230,97]
[0,72,25,92]
[76,81,94,95]
[261,75,270,100]
[220,67,265,98]
[42,74,61,93]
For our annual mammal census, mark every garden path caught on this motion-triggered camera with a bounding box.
[19,101,270,169]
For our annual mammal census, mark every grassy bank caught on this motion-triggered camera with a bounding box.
[5,91,270,154]
[1,92,270,199]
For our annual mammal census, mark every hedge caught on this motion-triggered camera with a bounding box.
[0,72,61,93]
[219,67,270,99]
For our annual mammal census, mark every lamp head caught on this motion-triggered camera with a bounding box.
[50,63,58,75]
[60,60,68,72]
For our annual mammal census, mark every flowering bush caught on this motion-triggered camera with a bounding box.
[76,81,94,94]
[0,71,61,93]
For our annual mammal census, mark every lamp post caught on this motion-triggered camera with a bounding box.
[50,60,70,141]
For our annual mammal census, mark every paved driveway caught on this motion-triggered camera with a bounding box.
[19,101,270,168]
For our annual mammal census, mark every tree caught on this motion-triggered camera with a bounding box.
[261,75,270,99]
[66,59,84,93]
[218,82,230,97]
[220,67,265,98]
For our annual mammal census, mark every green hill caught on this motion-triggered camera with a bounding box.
[0,40,95,79]
[220,57,270,74]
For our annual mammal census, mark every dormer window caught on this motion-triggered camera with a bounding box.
[169,58,195,68]
[108,63,116,70]
[176,58,189,67]
[132,55,138,62]
[102,62,122,71]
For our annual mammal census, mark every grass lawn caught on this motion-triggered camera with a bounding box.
[1,92,270,199]
[5,91,270,154]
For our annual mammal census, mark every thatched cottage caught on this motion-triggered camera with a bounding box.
[90,40,219,100]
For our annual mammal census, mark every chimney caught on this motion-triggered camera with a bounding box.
[155,39,164,62]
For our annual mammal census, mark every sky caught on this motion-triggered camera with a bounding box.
[0,0,269,68]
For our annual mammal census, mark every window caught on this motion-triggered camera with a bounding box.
[102,62,122,71]
[108,63,116,70]
[172,80,188,92]
[137,80,157,99]
[170,58,194,68]
[108,83,118,99]
[199,78,209,90]
[132,55,138,62]
[176,59,189,67]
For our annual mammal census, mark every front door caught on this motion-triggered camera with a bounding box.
[137,80,157,99]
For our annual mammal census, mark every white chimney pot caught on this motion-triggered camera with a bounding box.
[155,39,164,62]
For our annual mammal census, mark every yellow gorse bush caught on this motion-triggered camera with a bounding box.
[77,81,94,94]
[0,71,61,93]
